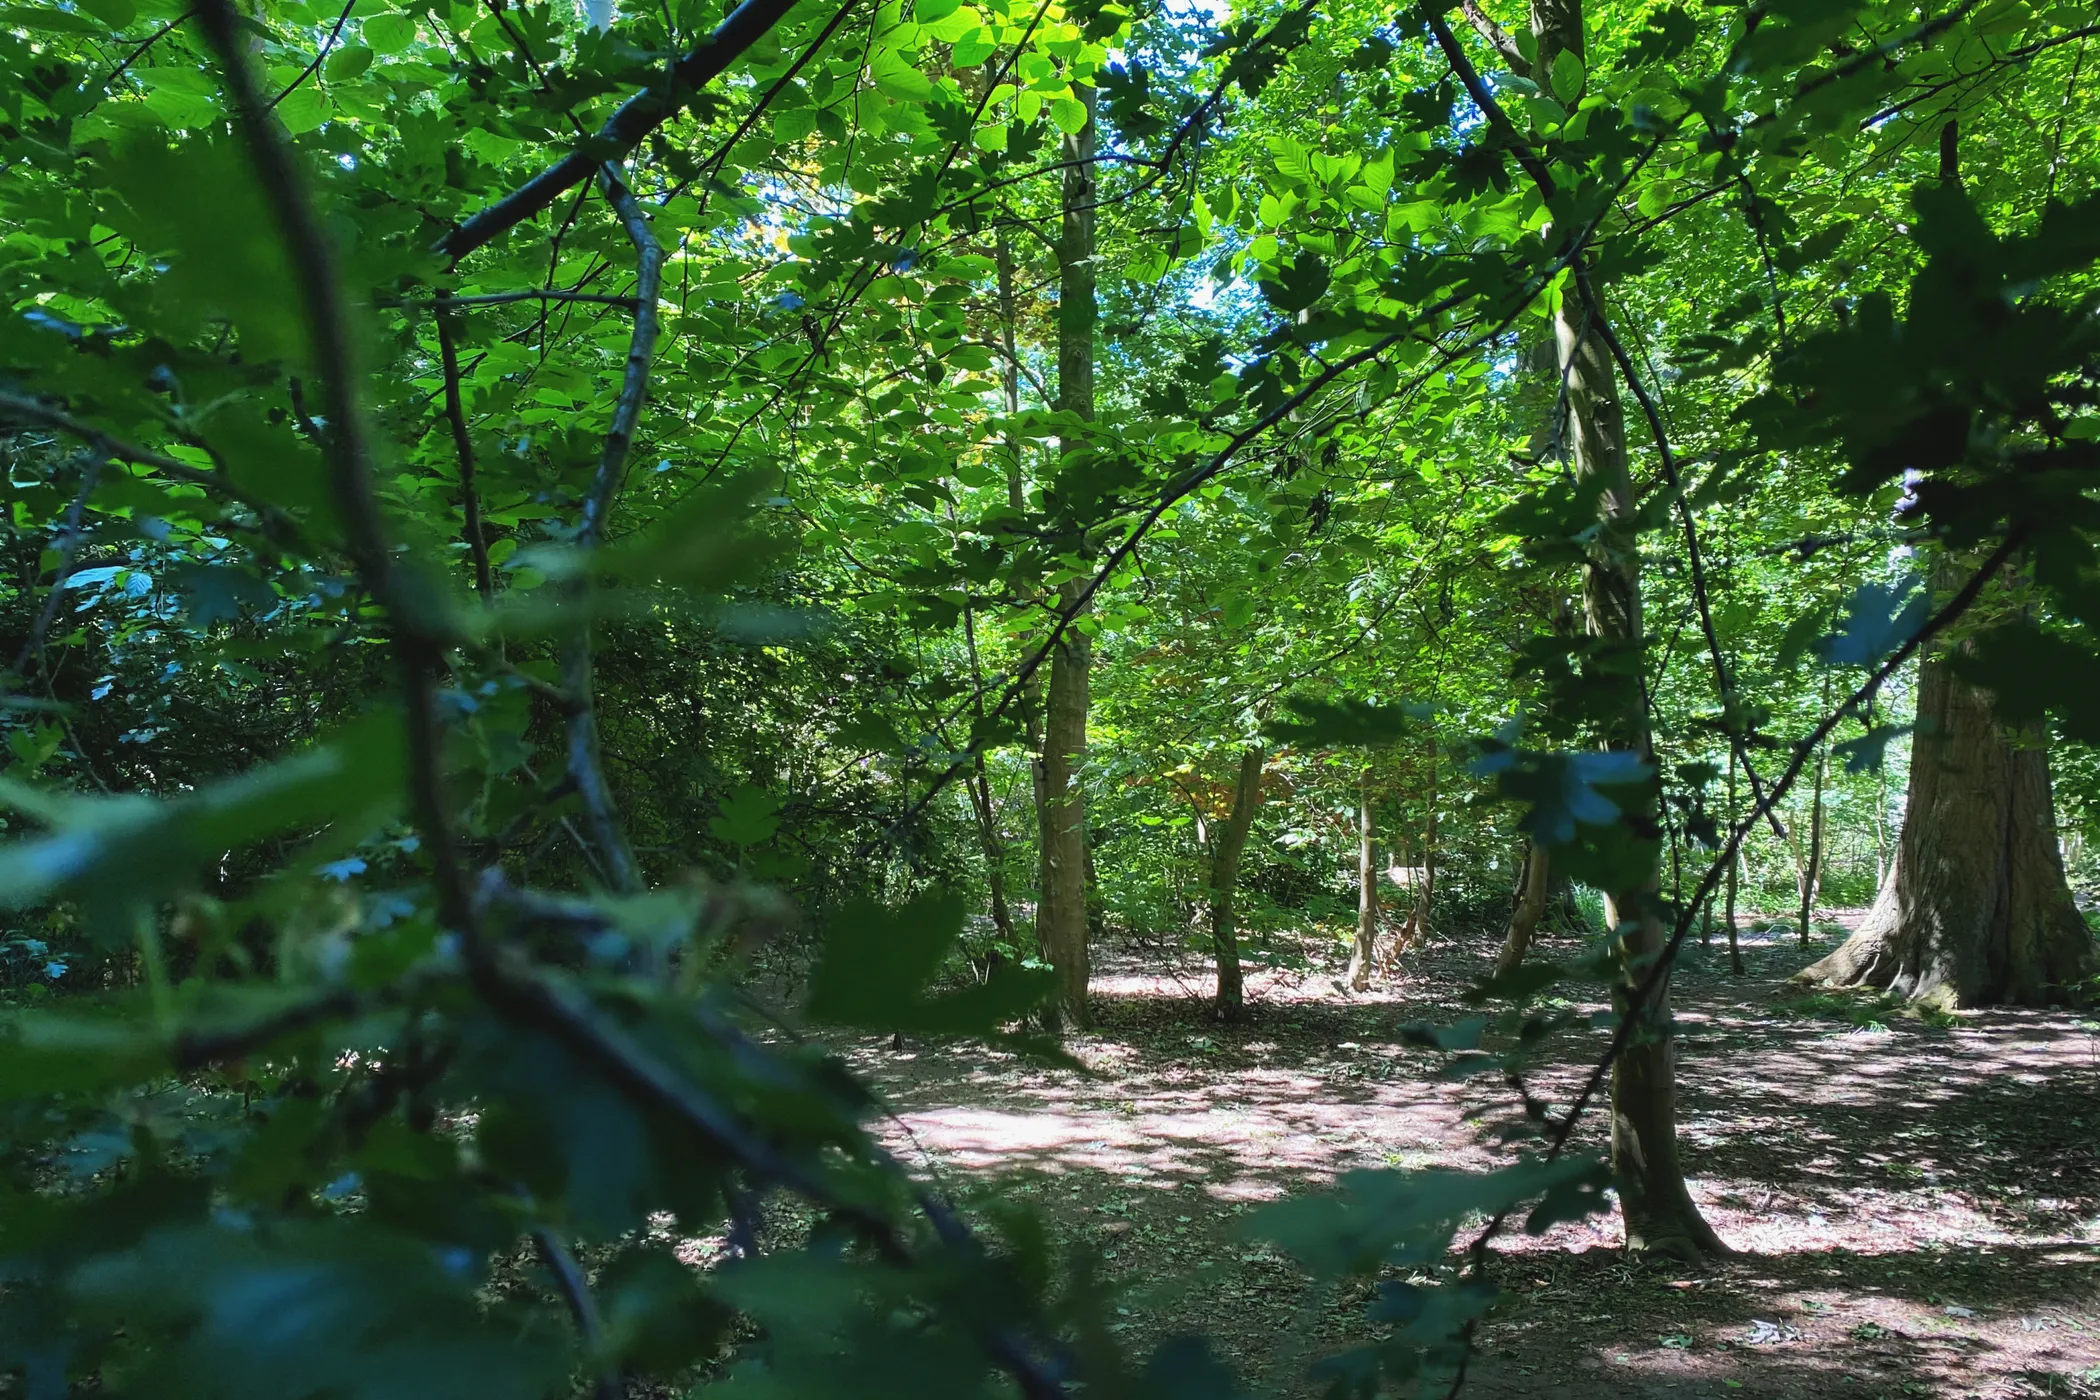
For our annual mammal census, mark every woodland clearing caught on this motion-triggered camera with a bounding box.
[838,922,2100,1400]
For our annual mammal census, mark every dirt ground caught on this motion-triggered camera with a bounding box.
[838,917,2100,1399]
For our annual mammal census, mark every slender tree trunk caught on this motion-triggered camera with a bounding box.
[1495,839,1552,976]
[1534,0,1724,1263]
[992,225,1054,986]
[1415,743,1439,942]
[1798,721,1829,949]
[966,756,1016,951]
[1347,768,1380,990]
[1210,747,1264,1021]
[1797,561,2094,1007]
[1035,80,1098,1030]
[1725,747,1744,975]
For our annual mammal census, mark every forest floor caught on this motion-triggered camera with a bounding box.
[834,915,2100,1400]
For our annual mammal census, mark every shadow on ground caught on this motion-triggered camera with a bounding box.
[830,917,2100,1398]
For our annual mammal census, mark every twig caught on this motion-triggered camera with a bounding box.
[171,987,366,1069]
[269,0,356,109]
[658,0,862,209]
[10,456,105,679]
[393,289,641,309]
[105,8,195,87]
[0,390,306,546]
[559,165,661,896]
[435,293,496,601]
[531,1227,621,1400]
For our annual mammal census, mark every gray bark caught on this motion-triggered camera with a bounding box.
[1209,747,1264,1021]
[1035,80,1098,1029]
[1796,602,2094,1007]
[1346,769,1380,990]
[1533,0,1724,1263]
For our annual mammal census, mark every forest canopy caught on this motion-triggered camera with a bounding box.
[0,0,2097,1392]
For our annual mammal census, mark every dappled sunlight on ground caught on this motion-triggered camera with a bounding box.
[829,912,2100,1398]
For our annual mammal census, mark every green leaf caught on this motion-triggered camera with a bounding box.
[807,895,1051,1036]
[66,1219,567,1400]
[1550,48,1584,104]
[360,12,416,52]
[1050,96,1090,135]
[1815,578,1927,668]
[707,784,781,848]
[874,63,934,103]
[0,713,404,936]
[324,44,374,81]
[1264,695,1426,748]
[169,562,276,626]
[1256,253,1328,313]
[1245,1158,1607,1279]
[1832,723,1912,775]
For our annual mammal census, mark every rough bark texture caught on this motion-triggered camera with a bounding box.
[1209,747,1264,1021]
[1495,840,1551,977]
[1035,81,1098,1029]
[1795,641,2094,1007]
[1535,0,1724,1264]
[1346,770,1379,991]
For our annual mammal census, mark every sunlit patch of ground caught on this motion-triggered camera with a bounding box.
[831,914,2100,1398]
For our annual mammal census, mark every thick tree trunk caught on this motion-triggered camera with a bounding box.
[1346,769,1379,990]
[1795,626,2094,1007]
[1534,0,1724,1264]
[1210,747,1264,1021]
[1037,581,1092,1028]
[1034,81,1099,1030]
[1495,839,1551,976]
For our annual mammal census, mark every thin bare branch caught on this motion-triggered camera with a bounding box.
[269,0,356,110]
[560,165,663,896]
[531,1227,621,1400]
[435,293,496,602]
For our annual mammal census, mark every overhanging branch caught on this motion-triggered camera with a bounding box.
[437,0,803,261]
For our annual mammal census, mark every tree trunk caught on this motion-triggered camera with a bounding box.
[1534,0,1724,1264]
[966,755,1015,952]
[1795,599,2094,1007]
[1495,839,1551,977]
[1034,80,1098,1030]
[1210,747,1264,1021]
[1725,746,1744,974]
[1797,720,1829,949]
[1346,769,1380,990]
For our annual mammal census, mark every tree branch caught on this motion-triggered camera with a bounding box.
[269,0,356,110]
[531,1227,621,1400]
[435,293,496,602]
[196,0,478,942]
[559,165,662,896]
[397,289,641,309]
[0,390,305,545]
[1460,0,1526,69]
[436,0,802,262]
